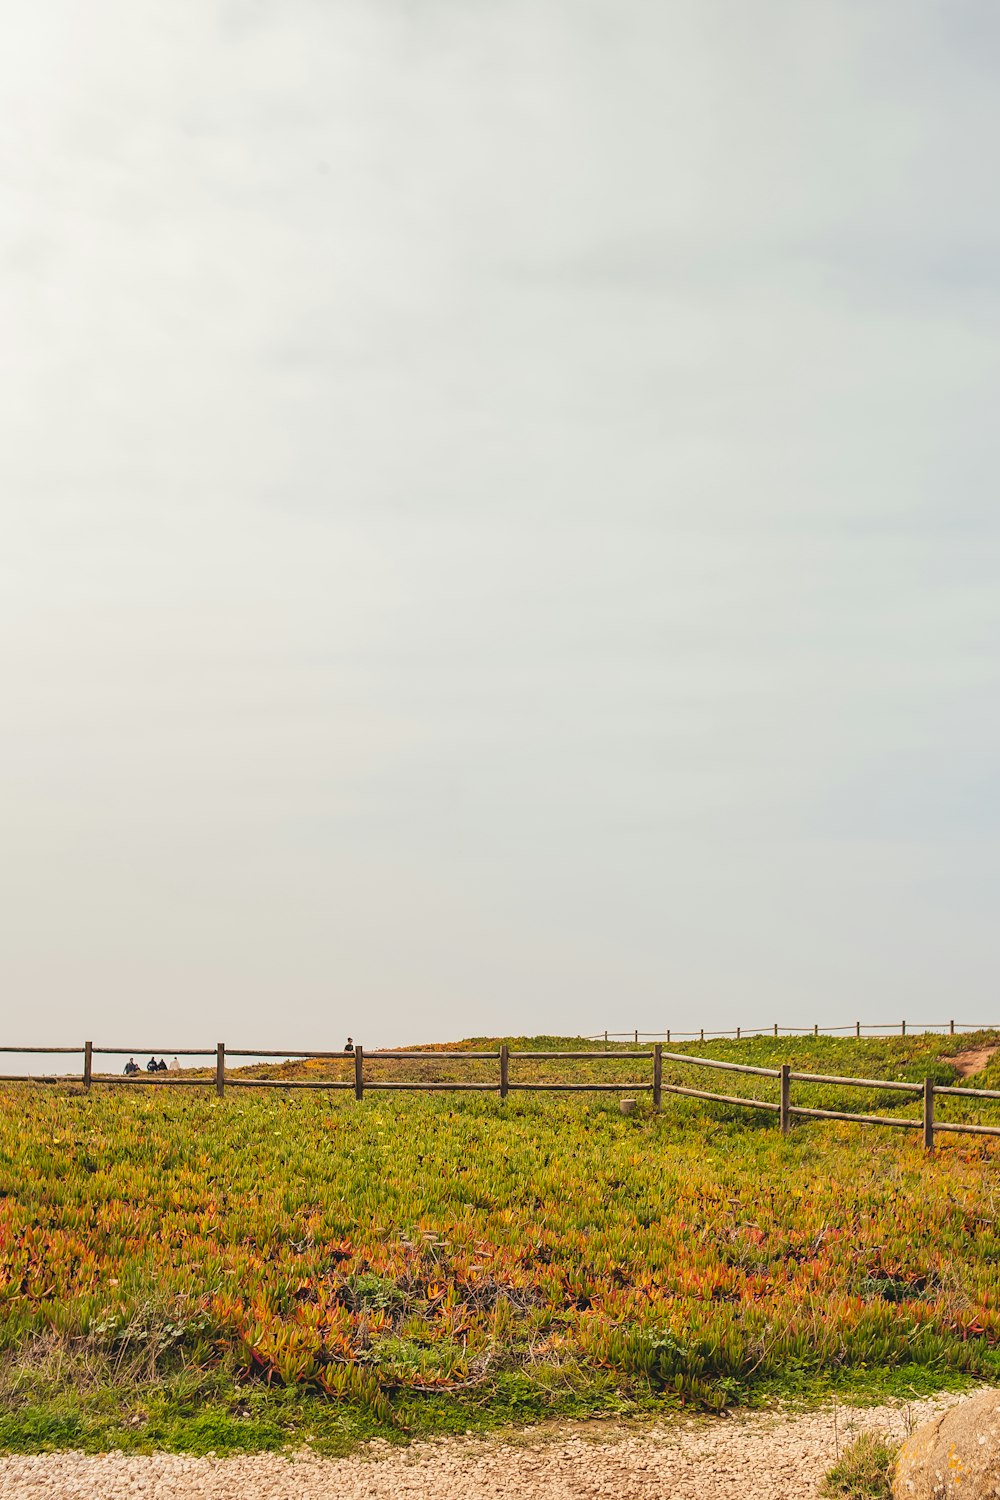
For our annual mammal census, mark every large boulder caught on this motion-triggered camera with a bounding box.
[895,1391,1000,1499]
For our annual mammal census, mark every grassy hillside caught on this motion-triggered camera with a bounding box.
[2,1033,1000,1455]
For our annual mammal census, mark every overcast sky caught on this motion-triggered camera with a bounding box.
[2,0,999,1050]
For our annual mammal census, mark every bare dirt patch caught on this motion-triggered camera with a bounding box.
[0,1392,975,1500]
[950,1046,998,1079]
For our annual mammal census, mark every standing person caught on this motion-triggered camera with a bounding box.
[344,1037,354,1053]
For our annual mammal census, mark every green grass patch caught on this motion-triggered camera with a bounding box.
[820,1432,898,1499]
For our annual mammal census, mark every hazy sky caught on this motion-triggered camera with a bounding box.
[3,1,999,1049]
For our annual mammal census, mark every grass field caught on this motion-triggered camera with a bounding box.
[2,1033,1000,1455]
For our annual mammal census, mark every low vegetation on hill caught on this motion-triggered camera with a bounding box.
[1,1033,999,1454]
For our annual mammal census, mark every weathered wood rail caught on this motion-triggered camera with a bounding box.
[1,1042,998,1151]
[595,1021,996,1042]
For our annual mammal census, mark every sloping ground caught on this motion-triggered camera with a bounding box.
[153,1030,1000,1095]
[950,1046,999,1079]
[0,1393,970,1500]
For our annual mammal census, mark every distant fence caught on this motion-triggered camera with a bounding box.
[2,1040,1000,1152]
[593,1022,994,1043]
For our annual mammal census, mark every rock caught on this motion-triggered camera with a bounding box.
[895,1390,1000,1499]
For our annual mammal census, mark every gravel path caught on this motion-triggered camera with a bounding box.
[0,1392,969,1499]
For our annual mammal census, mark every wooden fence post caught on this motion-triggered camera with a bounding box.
[774,1023,778,1037]
[604,1030,608,1044]
[902,1020,906,1037]
[215,1043,225,1097]
[354,1044,364,1101]
[814,1024,819,1037]
[780,1063,791,1137]
[500,1043,509,1100]
[700,1028,704,1043]
[923,1077,934,1153]
[83,1041,93,1092]
[666,1029,670,1044]
[634,1029,638,1045]
[949,1019,955,1036]
[856,1021,860,1038]
[653,1043,662,1108]
[736,1027,740,1041]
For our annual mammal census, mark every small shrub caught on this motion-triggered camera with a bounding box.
[340,1273,407,1314]
[820,1432,898,1500]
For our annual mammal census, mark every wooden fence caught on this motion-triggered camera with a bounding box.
[595,1022,994,1043]
[0,1045,649,1098]
[650,1051,1000,1151]
[2,1042,999,1152]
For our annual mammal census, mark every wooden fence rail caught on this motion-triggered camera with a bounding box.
[1,1042,1000,1151]
[594,1022,996,1042]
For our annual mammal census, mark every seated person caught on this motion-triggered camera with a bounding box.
[146,1056,158,1073]
[124,1057,139,1075]
[344,1036,354,1053]
[168,1056,181,1072]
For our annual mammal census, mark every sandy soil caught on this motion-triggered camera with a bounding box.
[950,1046,998,1078]
[0,1391,971,1499]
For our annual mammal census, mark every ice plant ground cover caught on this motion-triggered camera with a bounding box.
[1,1034,1000,1455]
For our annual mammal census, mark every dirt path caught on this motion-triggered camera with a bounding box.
[950,1046,998,1078]
[0,1391,972,1499]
